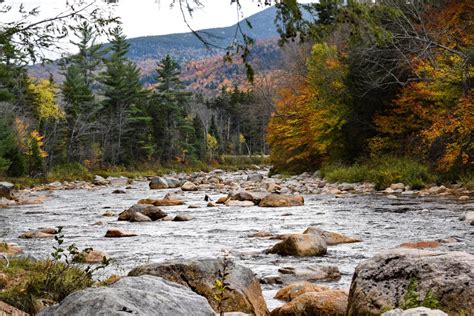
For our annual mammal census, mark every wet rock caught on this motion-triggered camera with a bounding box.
[108,176,129,186]
[112,189,126,194]
[303,227,361,245]
[105,228,138,238]
[260,275,283,285]
[118,204,167,221]
[38,275,215,316]
[347,249,474,316]
[399,241,441,249]
[463,211,474,224]
[268,234,327,257]
[181,181,198,191]
[274,282,329,302]
[216,196,229,204]
[164,177,181,188]
[93,221,104,226]
[382,307,447,316]
[0,197,16,208]
[19,227,58,239]
[225,200,255,207]
[249,231,274,238]
[130,212,152,222]
[390,183,405,191]
[277,265,341,283]
[173,214,193,221]
[271,288,348,316]
[231,191,267,204]
[129,258,269,316]
[102,210,115,217]
[149,177,168,189]
[188,204,200,209]
[0,182,15,199]
[160,215,174,221]
[259,195,304,207]
[459,195,470,201]
[207,201,217,207]
[138,198,184,206]
[386,194,398,199]
[93,175,109,186]
[247,174,264,182]
[74,249,110,263]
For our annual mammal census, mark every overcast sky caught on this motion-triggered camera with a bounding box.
[3,0,268,38]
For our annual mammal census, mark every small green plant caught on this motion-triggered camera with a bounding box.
[400,278,440,310]
[0,227,110,314]
[213,251,232,316]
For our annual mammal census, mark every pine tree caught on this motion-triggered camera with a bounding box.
[99,26,150,164]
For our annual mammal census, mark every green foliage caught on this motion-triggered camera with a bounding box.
[400,278,440,310]
[47,163,93,182]
[0,117,26,177]
[0,228,109,314]
[321,157,434,190]
[213,251,232,315]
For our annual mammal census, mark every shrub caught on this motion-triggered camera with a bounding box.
[47,163,92,182]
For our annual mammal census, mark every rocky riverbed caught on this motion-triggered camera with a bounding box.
[1,168,473,312]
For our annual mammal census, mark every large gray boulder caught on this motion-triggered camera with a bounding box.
[347,249,474,316]
[164,177,182,188]
[149,177,168,189]
[38,275,215,316]
[118,204,167,221]
[129,258,269,316]
[0,182,15,199]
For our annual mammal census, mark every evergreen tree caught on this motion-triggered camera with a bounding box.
[99,26,150,164]
[150,54,192,162]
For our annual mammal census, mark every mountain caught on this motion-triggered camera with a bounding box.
[125,6,280,63]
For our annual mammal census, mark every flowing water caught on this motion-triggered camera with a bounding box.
[1,174,473,309]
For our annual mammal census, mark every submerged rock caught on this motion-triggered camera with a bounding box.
[118,204,167,221]
[303,227,361,245]
[347,249,474,316]
[399,240,441,249]
[19,228,58,239]
[138,197,184,206]
[74,249,110,264]
[149,177,168,189]
[38,275,215,316]
[268,234,327,257]
[173,214,193,221]
[105,228,137,238]
[129,258,269,316]
[259,195,304,207]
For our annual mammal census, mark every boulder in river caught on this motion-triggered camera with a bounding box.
[268,234,327,257]
[149,177,168,189]
[276,265,341,283]
[38,275,215,316]
[259,194,304,207]
[346,249,474,316]
[225,200,255,207]
[247,174,264,182]
[19,227,58,239]
[271,287,348,316]
[118,204,167,221]
[164,177,181,188]
[181,181,198,191]
[0,182,15,199]
[274,282,330,302]
[231,191,267,204]
[138,197,184,206]
[107,176,129,186]
[93,175,109,186]
[104,228,138,238]
[173,214,193,221]
[73,249,110,264]
[399,240,441,249]
[128,258,269,316]
[463,211,474,224]
[303,226,362,245]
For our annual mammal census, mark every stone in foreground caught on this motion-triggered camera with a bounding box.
[129,258,269,316]
[382,307,447,316]
[347,249,474,316]
[268,234,327,257]
[38,275,214,316]
[259,194,304,207]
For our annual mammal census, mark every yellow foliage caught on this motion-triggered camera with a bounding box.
[28,79,64,121]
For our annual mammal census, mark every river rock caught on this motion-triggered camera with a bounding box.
[399,241,441,249]
[181,181,198,191]
[463,211,474,224]
[0,197,16,208]
[118,204,167,221]
[231,191,267,204]
[105,228,138,238]
[303,227,361,245]
[149,177,168,189]
[38,275,215,316]
[390,183,405,191]
[459,195,470,201]
[268,234,327,257]
[138,198,184,206]
[19,227,58,239]
[0,301,29,316]
[346,249,474,316]
[216,196,229,204]
[277,265,341,283]
[74,249,110,263]
[164,177,181,188]
[128,258,269,316]
[247,174,264,182]
[249,231,274,238]
[108,176,129,186]
[93,175,109,185]
[274,282,329,301]
[0,243,23,255]
[259,195,304,207]
[130,211,152,222]
[112,189,126,194]
[271,289,348,316]
[225,200,255,207]
[173,214,193,221]
[382,307,448,316]
[0,182,14,199]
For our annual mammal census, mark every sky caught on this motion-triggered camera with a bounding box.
[3,0,269,38]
